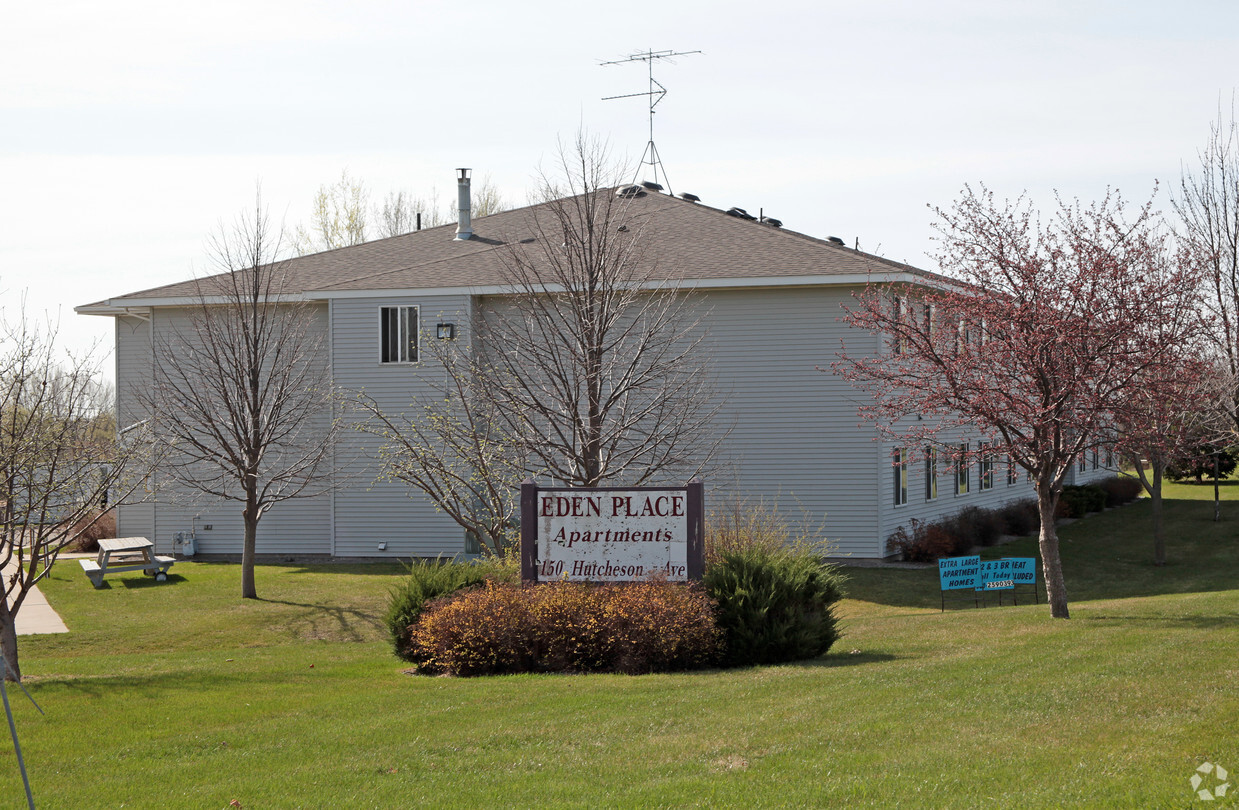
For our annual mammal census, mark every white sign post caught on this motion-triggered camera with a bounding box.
[520,481,704,582]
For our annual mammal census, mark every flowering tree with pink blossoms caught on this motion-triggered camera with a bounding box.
[837,186,1202,618]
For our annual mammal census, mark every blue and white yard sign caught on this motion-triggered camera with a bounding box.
[978,559,1015,591]
[1006,558,1037,585]
[938,555,980,590]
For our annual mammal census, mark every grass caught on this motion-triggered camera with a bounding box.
[3,479,1236,808]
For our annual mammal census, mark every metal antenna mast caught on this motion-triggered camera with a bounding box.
[601,48,700,195]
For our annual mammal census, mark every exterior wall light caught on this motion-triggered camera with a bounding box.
[436,322,456,340]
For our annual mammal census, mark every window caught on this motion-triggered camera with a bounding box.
[380,306,419,364]
[979,442,993,490]
[925,446,938,501]
[893,448,908,506]
[956,442,969,495]
[892,296,909,355]
[1079,454,1087,473]
[1092,448,1099,470]
[1105,445,1114,468]
[1007,455,1018,486]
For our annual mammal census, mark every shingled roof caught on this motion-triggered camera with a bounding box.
[81,187,937,311]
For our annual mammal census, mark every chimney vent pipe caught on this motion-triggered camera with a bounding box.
[455,168,472,240]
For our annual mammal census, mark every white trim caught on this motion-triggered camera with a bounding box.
[82,271,950,315]
[328,299,337,558]
[301,271,937,299]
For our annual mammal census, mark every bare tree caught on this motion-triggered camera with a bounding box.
[373,176,507,239]
[375,188,443,237]
[138,196,339,599]
[294,170,370,254]
[1176,102,1239,434]
[355,136,724,551]
[471,176,506,219]
[0,312,151,680]
[355,337,528,556]
[479,135,723,487]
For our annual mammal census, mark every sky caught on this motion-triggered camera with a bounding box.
[4,0,1239,382]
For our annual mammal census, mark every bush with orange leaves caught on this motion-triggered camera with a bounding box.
[408,579,721,676]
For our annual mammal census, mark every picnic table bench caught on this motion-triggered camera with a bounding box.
[80,537,175,588]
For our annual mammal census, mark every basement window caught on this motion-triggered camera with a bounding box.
[379,306,419,364]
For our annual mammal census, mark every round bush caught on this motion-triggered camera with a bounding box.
[406,580,721,676]
[703,545,844,666]
[384,558,491,661]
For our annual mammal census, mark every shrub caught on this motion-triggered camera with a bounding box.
[949,506,1004,548]
[409,581,537,676]
[1098,475,1142,507]
[67,508,116,553]
[1060,485,1107,518]
[886,519,957,562]
[703,544,844,667]
[407,580,721,676]
[704,496,822,567]
[385,557,493,661]
[996,499,1038,537]
[580,581,719,674]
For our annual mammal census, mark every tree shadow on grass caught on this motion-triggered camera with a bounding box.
[254,597,384,643]
[1078,613,1239,631]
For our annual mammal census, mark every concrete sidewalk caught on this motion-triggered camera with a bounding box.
[4,560,69,636]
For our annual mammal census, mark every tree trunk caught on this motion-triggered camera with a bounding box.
[1036,487,1070,619]
[242,490,259,600]
[0,581,21,682]
[1133,454,1166,565]
[1215,453,1221,523]
[1151,460,1165,566]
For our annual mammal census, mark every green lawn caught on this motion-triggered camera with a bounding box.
[6,480,1238,808]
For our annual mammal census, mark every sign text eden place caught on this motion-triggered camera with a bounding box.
[520,481,704,583]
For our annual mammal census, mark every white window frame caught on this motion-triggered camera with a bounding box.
[893,448,909,507]
[925,445,938,501]
[956,442,969,496]
[979,442,994,490]
[379,305,419,364]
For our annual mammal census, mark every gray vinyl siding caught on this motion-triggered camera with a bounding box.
[114,314,155,542]
[329,295,472,557]
[875,433,1040,554]
[127,305,332,555]
[687,285,885,557]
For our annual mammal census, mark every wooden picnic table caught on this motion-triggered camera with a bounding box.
[80,537,175,588]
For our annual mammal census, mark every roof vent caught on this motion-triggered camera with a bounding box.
[763,218,783,228]
[828,236,845,245]
[727,207,756,221]
[641,180,664,192]
[615,185,645,198]
[678,192,700,202]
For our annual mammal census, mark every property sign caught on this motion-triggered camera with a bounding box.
[519,481,704,583]
[978,559,1015,591]
[938,555,981,590]
[1006,558,1037,585]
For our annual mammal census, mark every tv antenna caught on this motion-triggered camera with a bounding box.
[601,48,701,195]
